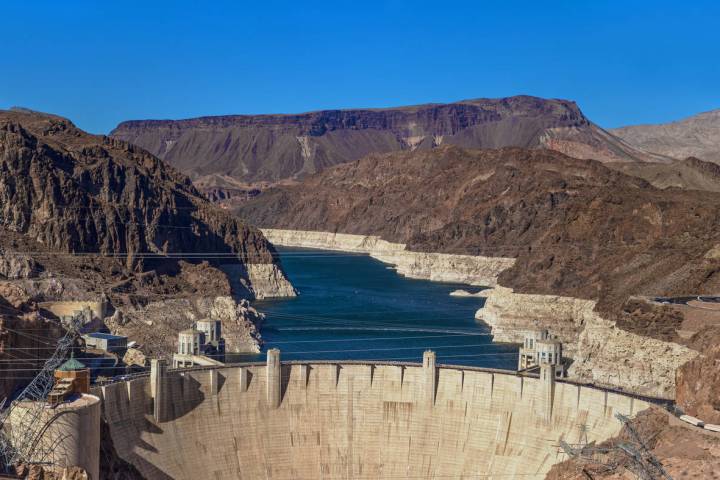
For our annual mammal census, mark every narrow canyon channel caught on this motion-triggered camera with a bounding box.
[230,247,518,368]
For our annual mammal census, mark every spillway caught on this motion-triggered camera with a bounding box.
[96,353,651,480]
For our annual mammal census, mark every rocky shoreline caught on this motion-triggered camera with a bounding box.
[263,228,696,398]
[478,286,697,398]
[262,229,515,286]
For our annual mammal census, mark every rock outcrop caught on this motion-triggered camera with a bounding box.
[0,109,294,299]
[676,331,720,423]
[111,95,663,187]
[200,296,265,352]
[476,287,594,357]
[0,283,65,399]
[221,263,297,300]
[479,287,696,398]
[108,295,264,357]
[0,250,38,280]
[546,408,720,480]
[570,313,697,398]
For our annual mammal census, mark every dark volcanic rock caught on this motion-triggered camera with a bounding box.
[0,110,276,270]
[677,328,720,423]
[0,110,293,400]
[608,155,720,192]
[111,96,662,185]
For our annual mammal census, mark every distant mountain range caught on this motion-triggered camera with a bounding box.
[110,95,667,190]
[612,109,720,163]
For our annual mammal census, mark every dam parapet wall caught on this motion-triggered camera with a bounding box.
[97,358,653,480]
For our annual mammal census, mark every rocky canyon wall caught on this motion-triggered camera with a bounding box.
[478,287,697,398]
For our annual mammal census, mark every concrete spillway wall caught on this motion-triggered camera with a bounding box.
[98,359,650,480]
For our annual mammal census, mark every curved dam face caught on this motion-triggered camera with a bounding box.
[98,361,649,479]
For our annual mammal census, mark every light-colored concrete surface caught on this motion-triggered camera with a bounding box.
[6,394,100,480]
[38,300,105,320]
[98,362,650,479]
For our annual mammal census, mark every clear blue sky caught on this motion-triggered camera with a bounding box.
[2,0,718,133]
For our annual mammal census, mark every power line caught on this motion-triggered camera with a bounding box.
[265,333,491,345]
[274,344,516,356]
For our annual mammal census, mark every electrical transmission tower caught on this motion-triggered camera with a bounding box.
[0,316,81,471]
[615,413,673,480]
[557,415,674,480]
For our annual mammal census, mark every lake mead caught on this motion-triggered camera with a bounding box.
[243,247,518,369]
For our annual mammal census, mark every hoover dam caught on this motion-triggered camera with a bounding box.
[94,351,653,479]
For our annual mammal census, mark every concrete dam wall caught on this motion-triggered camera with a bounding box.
[98,355,650,479]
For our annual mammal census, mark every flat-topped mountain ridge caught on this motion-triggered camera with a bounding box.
[111,95,665,186]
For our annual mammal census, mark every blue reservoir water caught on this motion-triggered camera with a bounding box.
[236,247,518,369]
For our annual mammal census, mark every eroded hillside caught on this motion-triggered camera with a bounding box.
[612,108,720,163]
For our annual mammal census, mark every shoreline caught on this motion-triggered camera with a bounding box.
[262,228,515,287]
[263,228,698,399]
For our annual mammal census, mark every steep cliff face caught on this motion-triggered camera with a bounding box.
[111,95,662,186]
[478,287,697,398]
[0,109,294,299]
[676,328,720,423]
[476,287,593,357]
